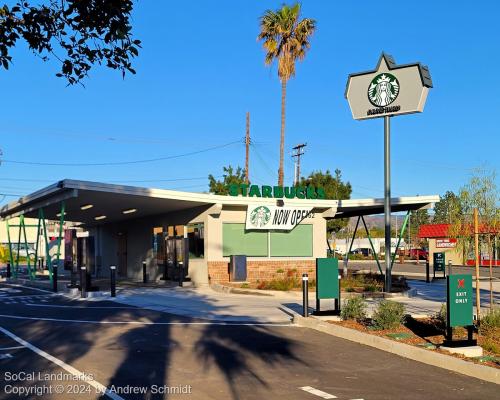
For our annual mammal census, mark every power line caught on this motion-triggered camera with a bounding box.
[0,140,241,167]
[0,176,222,184]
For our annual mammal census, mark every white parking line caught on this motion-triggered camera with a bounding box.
[2,283,55,294]
[0,326,124,400]
[27,304,138,309]
[299,386,337,399]
[0,314,293,326]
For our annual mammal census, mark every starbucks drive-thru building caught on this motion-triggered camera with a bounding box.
[0,179,439,286]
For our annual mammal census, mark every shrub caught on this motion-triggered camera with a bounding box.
[434,303,447,328]
[480,309,500,337]
[240,283,250,289]
[481,337,500,354]
[363,283,378,292]
[341,297,367,322]
[257,277,299,291]
[276,268,284,273]
[372,300,406,330]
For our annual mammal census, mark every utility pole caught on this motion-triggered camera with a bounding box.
[292,143,307,186]
[474,208,481,321]
[245,112,250,184]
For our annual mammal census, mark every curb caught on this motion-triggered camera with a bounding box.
[283,306,499,385]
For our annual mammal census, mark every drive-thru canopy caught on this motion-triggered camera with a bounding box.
[1,179,439,286]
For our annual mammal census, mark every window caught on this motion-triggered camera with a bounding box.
[222,223,313,257]
[270,224,313,257]
[222,223,268,257]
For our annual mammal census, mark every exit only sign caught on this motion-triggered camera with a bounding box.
[447,274,473,327]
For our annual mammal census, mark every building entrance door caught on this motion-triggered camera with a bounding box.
[117,233,127,277]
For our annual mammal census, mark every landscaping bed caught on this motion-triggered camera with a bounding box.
[331,298,500,369]
[227,270,408,294]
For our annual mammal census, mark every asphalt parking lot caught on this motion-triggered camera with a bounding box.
[0,282,498,400]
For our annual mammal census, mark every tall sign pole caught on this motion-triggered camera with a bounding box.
[345,53,433,292]
[384,115,392,290]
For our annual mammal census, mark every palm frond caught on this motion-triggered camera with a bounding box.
[257,3,316,81]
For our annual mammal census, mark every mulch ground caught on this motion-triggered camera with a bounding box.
[329,318,500,369]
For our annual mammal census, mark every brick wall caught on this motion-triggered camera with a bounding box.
[208,259,316,284]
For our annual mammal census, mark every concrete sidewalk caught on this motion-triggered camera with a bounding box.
[108,278,498,323]
[110,285,296,323]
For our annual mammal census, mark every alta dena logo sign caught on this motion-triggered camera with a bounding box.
[345,53,433,120]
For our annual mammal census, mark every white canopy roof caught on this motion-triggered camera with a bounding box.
[0,179,439,225]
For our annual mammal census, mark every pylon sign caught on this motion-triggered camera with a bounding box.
[345,53,433,120]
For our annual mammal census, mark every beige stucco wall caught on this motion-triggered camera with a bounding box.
[90,203,328,286]
[93,205,211,285]
[206,205,327,261]
[428,238,464,266]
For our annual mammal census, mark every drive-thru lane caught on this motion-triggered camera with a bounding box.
[0,283,497,400]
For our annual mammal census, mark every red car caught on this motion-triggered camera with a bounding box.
[409,248,428,260]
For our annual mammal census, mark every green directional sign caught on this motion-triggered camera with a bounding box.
[434,252,445,272]
[316,258,339,299]
[447,274,473,328]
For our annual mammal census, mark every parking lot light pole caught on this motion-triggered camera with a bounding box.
[80,266,87,298]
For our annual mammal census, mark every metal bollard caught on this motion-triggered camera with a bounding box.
[6,262,11,279]
[142,261,147,283]
[302,273,309,317]
[80,266,87,298]
[448,260,453,276]
[70,266,77,288]
[110,266,116,297]
[178,262,184,287]
[52,265,58,293]
[426,259,430,283]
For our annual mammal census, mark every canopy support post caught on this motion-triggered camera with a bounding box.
[343,216,360,277]
[5,219,15,278]
[391,211,411,270]
[361,215,384,276]
[55,202,65,273]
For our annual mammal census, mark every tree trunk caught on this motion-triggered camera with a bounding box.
[278,79,287,186]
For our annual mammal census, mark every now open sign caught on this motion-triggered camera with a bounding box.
[447,274,473,327]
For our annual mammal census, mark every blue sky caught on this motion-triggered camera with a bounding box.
[0,0,498,206]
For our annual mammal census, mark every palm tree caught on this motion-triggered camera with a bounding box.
[258,3,316,186]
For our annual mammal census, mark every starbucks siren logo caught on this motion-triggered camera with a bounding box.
[250,206,271,227]
[368,73,399,107]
